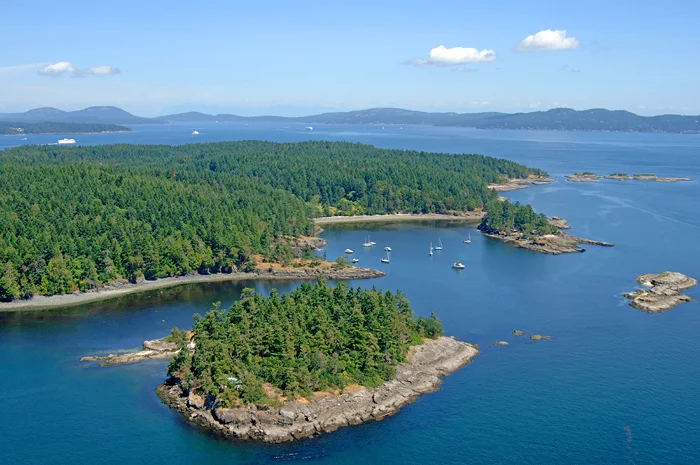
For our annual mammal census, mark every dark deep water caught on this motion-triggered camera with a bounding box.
[1,124,699,464]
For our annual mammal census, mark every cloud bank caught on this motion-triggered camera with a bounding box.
[38,62,120,77]
[409,45,496,67]
[517,30,580,51]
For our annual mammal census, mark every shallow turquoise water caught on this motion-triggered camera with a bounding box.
[1,125,699,464]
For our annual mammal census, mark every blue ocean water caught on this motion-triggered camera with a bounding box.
[1,124,699,464]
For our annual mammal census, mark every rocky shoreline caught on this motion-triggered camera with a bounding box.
[157,336,478,443]
[563,173,692,183]
[487,176,554,192]
[483,231,613,254]
[624,272,698,313]
[605,174,691,182]
[566,173,600,182]
[81,338,180,366]
[0,266,384,312]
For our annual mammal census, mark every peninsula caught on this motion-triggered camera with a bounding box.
[0,141,545,305]
[0,121,132,135]
[153,282,477,443]
[478,199,613,254]
[487,176,554,192]
[624,272,698,313]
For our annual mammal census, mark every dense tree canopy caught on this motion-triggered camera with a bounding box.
[0,121,130,135]
[167,281,443,405]
[478,199,559,238]
[0,141,546,300]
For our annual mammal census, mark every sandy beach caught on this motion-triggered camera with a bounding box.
[313,212,484,225]
[0,267,384,312]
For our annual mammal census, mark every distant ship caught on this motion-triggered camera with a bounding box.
[192,130,200,135]
[304,126,313,131]
[58,138,76,144]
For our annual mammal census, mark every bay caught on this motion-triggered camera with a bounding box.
[1,123,699,464]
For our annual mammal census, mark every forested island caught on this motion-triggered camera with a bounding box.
[157,107,700,134]
[0,121,131,135]
[0,141,545,303]
[478,199,613,254]
[157,281,478,442]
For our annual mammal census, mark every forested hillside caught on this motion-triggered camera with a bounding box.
[0,141,545,299]
[0,121,131,135]
[167,281,443,404]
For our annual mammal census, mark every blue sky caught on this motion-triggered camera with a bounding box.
[1,0,698,116]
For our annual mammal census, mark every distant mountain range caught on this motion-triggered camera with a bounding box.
[2,106,699,133]
[156,107,700,133]
[0,106,160,125]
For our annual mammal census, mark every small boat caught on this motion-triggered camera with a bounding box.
[192,130,200,135]
[452,261,465,269]
[304,126,313,131]
[363,235,375,247]
[464,232,471,244]
[381,254,390,264]
[384,246,392,252]
[352,258,359,264]
[434,238,443,251]
[58,138,76,144]
[344,248,354,254]
[429,242,433,256]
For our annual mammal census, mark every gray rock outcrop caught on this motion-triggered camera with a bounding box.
[624,272,698,313]
[157,336,478,443]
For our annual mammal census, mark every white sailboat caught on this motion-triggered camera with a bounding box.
[384,246,392,252]
[429,242,433,256]
[452,261,465,269]
[344,248,354,254]
[433,238,443,251]
[363,235,375,247]
[381,251,390,263]
[192,130,200,135]
[352,258,359,264]
[464,232,471,244]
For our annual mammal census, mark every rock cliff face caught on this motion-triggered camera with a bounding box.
[624,272,698,313]
[157,336,478,443]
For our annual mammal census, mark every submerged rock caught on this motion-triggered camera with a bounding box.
[512,330,526,336]
[495,341,509,346]
[530,334,551,341]
[157,336,479,443]
[624,272,698,313]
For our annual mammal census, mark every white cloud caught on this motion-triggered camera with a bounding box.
[517,29,580,51]
[84,66,120,76]
[37,62,120,77]
[409,45,496,67]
